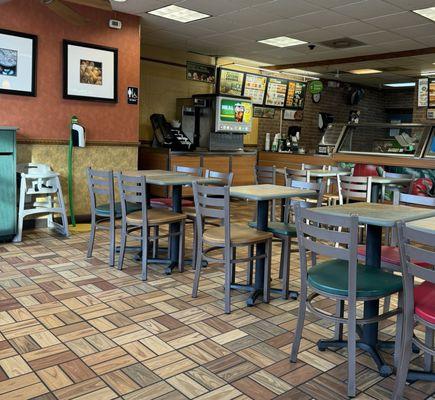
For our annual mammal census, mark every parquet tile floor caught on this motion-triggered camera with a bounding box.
[0,202,433,399]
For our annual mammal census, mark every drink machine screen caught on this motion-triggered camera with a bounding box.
[215,96,252,133]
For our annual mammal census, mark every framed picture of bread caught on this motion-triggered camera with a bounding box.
[63,40,118,102]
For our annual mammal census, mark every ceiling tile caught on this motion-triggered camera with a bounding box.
[290,28,346,42]
[333,0,404,20]
[393,23,435,39]
[382,0,435,10]
[252,0,322,19]
[364,11,431,29]
[326,21,381,36]
[290,10,355,28]
[352,30,406,44]
[111,0,175,14]
[305,0,366,7]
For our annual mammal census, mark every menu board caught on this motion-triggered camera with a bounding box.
[265,77,288,107]
[286,81,306,109]
[243,73,267,105]
[218,69,245,96]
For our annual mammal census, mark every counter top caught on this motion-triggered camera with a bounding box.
[139,145,257,156]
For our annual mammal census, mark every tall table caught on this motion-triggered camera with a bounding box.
[229,184,317,306]
[277,168,351,184]
[143,173,222,274]
[311,203,435,376]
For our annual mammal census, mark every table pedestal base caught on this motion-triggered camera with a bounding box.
[230,283,299,306]
[407,370,435,383]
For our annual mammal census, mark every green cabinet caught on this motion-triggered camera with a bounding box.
[0,127,17,241]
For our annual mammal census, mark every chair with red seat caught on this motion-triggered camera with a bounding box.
[392,220,435,400]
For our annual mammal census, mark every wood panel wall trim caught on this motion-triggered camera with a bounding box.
[17,139,140,146]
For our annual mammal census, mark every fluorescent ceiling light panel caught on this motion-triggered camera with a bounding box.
[257,36,306,48]
[384,82,416,88]
[413,7,435,21]
[348,69,382,74]
[148,5,210,23]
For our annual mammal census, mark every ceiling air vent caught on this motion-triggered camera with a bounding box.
[319,37,366,49]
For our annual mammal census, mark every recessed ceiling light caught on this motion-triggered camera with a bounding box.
[348,69,382,75]
[413,7,435,22]
[112,0,127,2]
[257,36,306,48]
[384,82,416,88]
[422,71,435,75]
[147,5,210,23]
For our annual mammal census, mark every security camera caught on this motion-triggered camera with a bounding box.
[308,43,316,50]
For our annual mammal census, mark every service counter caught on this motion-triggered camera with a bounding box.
[139,145,257,196]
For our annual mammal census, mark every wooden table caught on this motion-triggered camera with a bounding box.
[277,168,350,184]
[122,169,184,177]
[406,216,435,234]
[370,176,412,202]
[145,174,222,274]
[311,202,435,377]
[230,184,317,306]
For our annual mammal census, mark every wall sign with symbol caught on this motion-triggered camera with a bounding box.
[308,80,323,94]
[127,87,138,104]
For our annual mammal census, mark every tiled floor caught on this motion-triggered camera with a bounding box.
[0,203,433,400]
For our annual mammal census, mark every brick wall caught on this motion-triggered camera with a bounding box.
[257,82,414,151]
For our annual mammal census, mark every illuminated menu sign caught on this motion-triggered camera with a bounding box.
[265,77,287,107]
[286,81,306,109]
[218,69,245,96]
[243,73,267,105]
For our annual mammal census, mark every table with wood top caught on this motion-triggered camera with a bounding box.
[229,184,317,306]
[277,168,351,183]
[370,176,412,203]
[311,202,435,377]
[406,216,435,234]
[124,171,221,274]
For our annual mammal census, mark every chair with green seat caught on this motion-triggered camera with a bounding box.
[248,178,325,298]
[290,204,403,398]
[86,168,140,267]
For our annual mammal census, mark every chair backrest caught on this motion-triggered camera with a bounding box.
[192,182,230,247]
[397,220,435,285]
[174,165,203,176]
[87,168,115,217]
[341,175,372,202]
[295,204,359,300]
[302,164,326,170]
[254,165,276,184]
[284,168,310,183]
[283,179,326,222]
[382,171,414,180]
[205,169,234,186]
[116,173,147,226]
[393,192,435,207]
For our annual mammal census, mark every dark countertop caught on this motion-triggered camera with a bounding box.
[170,148,257,156]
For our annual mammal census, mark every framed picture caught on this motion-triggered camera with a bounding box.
[63,40,118,102]
[253,106,275,119]
[0,28,37,96]
[429,79,435,108]
[283,109,303,120]
[186,61,216,84]
[217,68,245,96]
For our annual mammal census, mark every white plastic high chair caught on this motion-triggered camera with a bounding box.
[14,163,69,242]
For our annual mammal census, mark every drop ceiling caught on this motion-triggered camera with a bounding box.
[111,0,435,85]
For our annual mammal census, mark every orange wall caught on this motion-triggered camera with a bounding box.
[0,0,140,142]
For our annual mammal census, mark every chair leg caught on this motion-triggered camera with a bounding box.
[178,221,185,273]
[13,178,26,243]
[87,217,96,259]
[281,237,291,299]
[290,284,307,362]
[56,178,69,237]
[424,327,434,372]
[153,226,159,258]
[278,243,284,280]
[383,295,391,314]
[334,300,344,341]
[224,247,232,314]
[394,291,404,369]
[347,302,357,398]
[263,239,272,303]
[108,219,116,267]
[117,227,127,271]
[192,220,197,270]
[141,228,148,281]
[231,247,236,284]
[392,311,414,400]
[247,245,254,285]
[192,240,203,298]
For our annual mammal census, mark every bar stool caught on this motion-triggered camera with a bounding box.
[14,163,69,242]
[291,204,403,397]
[116,173,186,280]
[392,220,435,400]
[191,182,273,314]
